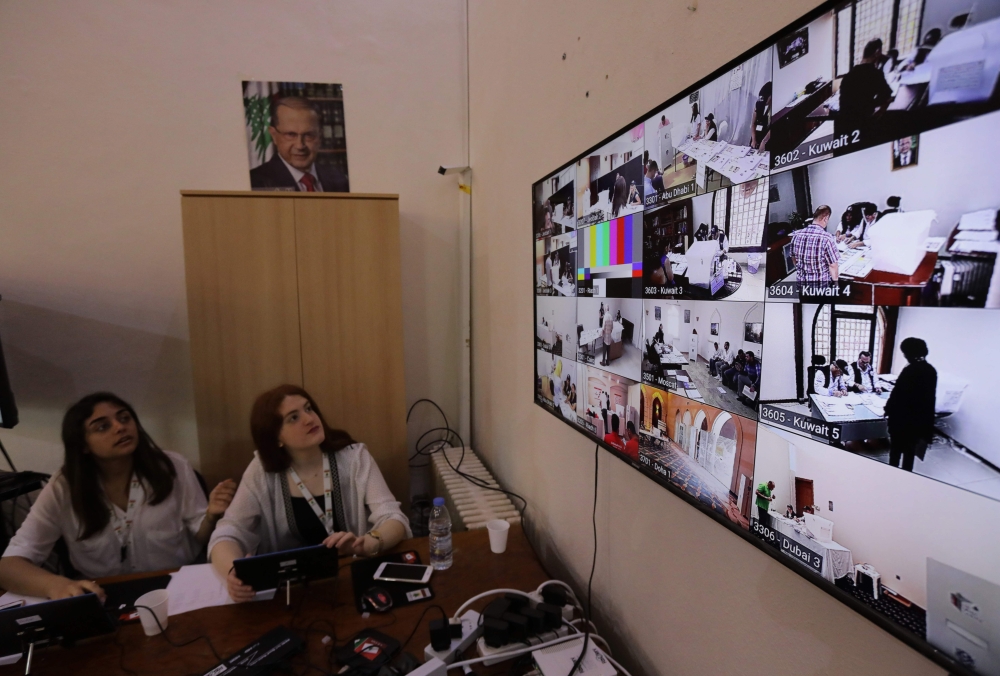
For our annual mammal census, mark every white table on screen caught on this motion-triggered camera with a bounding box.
[771,513,855,582]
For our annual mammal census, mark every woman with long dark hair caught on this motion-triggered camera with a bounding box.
[209,384,410,602]
[0,393,235,599]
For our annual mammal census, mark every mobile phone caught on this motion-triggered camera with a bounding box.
[372,562,433,584]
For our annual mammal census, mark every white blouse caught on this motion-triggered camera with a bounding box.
[208,443,411,560]
[3,451,208,579]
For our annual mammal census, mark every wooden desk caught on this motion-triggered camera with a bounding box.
[8,527,548,676]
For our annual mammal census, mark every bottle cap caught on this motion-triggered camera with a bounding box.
[433,497,445,506]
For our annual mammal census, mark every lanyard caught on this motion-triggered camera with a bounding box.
[288,454,334,535]
[110,476,143,568]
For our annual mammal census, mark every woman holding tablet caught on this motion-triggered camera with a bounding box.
[0,393,235,599]
[209,385,411,603]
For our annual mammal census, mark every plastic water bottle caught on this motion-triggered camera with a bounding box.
[428,497,453,570]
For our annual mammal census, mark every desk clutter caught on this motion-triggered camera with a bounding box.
[0,527,627,676]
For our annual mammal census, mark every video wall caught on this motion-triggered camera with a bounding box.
[532,1,1000,674]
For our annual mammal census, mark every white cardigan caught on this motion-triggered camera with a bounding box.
[208,443,411,559]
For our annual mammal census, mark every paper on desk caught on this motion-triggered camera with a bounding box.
[665,370,678,375]
[955,230,998,241]
[950,240,1000,254]
[717,387,728,394]
[166,564,275,616]
[958,209,998,231]
[924,237,946,252]
[813,395,853,417]
[675,375,689,383]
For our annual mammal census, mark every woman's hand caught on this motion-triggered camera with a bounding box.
[49,578,106,603]
[226,569,256,603]
[207,479,237,518]
[350,535,378,558]
[322,531,358,554]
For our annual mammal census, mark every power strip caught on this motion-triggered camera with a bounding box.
[475,625,572,666]
[533,637,616,676]
[526,591,575,622]
[423,610,482,664]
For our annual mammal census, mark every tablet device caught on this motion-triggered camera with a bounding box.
[0,593,116,657]
[233,544,339,591]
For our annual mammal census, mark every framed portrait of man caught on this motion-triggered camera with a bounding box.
[242,81,349,192]
[891,135,918,171]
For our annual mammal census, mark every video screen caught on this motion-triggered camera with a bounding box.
[758,303,1000,502]
[768,0,1000,171]
[575,298,642,381]
[641,299,763,420]
[752,424,1000,670]
[766,109,1000,305]
[533,165,576,239]
[533,1,1000,671]
[535,232,577,297]
[577,214,643,298]
[637,388,757,529]
[535,296,577,360]
[643,181,768,301]
[576,127,646,228]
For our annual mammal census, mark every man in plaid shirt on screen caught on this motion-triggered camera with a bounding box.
[791,205,839,286]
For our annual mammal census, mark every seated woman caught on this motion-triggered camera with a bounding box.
[209,385,411,602]
[0,393,234,599]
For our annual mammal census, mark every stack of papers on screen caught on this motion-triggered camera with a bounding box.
[925,237,947,253]
[859,394,886,415]
[955,230,998,241]
[814,396,853,418]
[950,240,1000,253]
[958,209,998,231]
[675,375,689,383]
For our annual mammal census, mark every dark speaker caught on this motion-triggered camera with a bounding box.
[0,308,18,429]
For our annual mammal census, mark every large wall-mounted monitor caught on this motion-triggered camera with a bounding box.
[533,1,1000,674]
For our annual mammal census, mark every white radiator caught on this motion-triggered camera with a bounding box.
[430,447,521,531]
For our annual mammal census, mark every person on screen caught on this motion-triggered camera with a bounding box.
[836,204,872,246]
[704,113,718,142]
[250,97,349,192]
[599,389,611,433]
[790,206,839,285]
[623,421,640,462]
[722,351,746,389]
[884,338,937,472]
[736,351,761,403]
[755,481,775,530]
[615,310,622,323]
[694,223,709,241]
[209,385,411,603]
[599,302,605,329]
[835,39,893,143]
[611,174,628,217]
[627,181,642,207]
[815,359,850,397]
[653,324,665,345]
[849,350,882,393]
[689,101,703,140]
[895,136,915,167]
[544,252,554,288]
[0,393,235,599]
[784,505,796,519]
[603,414,626,452]
[751,81,772,150]
[711,341,735,379]
[569,383,578,407]
[643,161,659,198]
[601,309,614,367]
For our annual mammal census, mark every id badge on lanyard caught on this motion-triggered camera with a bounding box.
[288,454,335,535]
[112,477,142,567]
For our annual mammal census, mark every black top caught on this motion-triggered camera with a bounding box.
[884,359,937,440]
[838,63,893,125]
[291,494,330,546]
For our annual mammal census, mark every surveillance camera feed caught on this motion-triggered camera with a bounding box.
[534,1,1000,673]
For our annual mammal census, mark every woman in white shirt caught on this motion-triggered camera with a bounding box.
[209,385,411,602]
[0,393,235,600]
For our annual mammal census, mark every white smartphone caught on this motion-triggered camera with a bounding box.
[372,561,433,584]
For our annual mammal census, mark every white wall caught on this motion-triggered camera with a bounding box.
[808,109,1000,237]
[536,296,578,358]
[470,0,949,672]
[691,187,713,230]
[773,11,835,111]
[0,1,467,476]
[894,307,1000,465]
[758,425,1000,609]
[752,426,793,514]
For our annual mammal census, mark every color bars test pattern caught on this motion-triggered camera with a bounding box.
[577,213,643,280]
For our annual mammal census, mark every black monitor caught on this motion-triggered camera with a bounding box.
[233,544,339,594]
[0,594,116,664]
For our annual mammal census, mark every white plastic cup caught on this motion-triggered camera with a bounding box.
[135,589,169,636]
[487,519,511,554]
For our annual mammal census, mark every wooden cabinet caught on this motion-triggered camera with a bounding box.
[180,191,408,504]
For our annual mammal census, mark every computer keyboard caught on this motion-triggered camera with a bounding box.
[835,576,926,638]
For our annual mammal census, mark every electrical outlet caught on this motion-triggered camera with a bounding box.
[424,610,482,664]
[475,625,572,666]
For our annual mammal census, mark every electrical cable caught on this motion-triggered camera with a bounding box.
[400,603,447,650]
[134,604,223,661]
[451,589,533,620]
[566,445,599,676]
